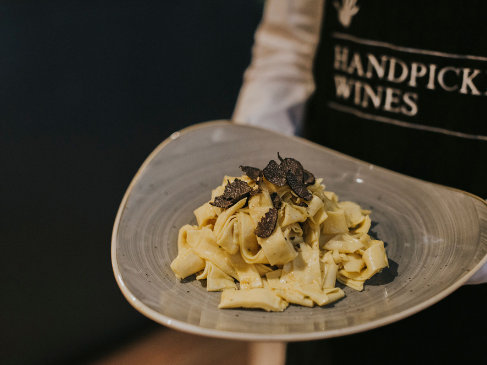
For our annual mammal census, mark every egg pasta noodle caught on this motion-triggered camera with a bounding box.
[170,155,389,312]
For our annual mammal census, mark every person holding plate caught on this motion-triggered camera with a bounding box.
[233,0,487,363]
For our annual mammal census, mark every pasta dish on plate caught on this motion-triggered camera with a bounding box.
[170,154,389,312]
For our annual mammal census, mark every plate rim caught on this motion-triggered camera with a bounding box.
[111,120,487,341]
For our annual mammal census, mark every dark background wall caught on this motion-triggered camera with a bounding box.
[0,2,263,364]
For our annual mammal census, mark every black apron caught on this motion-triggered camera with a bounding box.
[288,1,487,364]
[304,0,487,198]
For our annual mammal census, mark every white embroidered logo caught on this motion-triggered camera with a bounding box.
[334,0,360,28]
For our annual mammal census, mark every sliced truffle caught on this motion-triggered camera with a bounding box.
[277,153,316,187]
[223,178,252,200]
[286,172,313,201]
[263,160,286,186]
[254,208,278,238]
[211,195,235,209]
[239,165,263,182]
[210,178,252,208]
[298,201,308,207]
[279,156,304,182]
[303,169,315,186]
[270,192,282,209]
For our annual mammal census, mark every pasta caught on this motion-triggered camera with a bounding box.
[170,154,389,312]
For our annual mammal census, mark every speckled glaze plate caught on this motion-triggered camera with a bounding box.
[112,121,487,341]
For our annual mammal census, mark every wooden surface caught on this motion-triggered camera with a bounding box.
[88,327,287,365]
[89,328,250,365]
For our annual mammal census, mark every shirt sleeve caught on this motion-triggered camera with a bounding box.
[466,262,487,285]
[466,200,487,284]
[232,0,325,136]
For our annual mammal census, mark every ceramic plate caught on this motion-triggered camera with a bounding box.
[112,121,487,341]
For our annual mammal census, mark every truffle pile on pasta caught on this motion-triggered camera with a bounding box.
[170,154,389,312]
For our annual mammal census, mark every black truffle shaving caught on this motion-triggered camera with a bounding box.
[286,172,313,201]
[223,178,252,200]
[298,201,308,207]
[270,192,282,209]
[276,153,315,186]
[254,208,278,238]
[263,160,287,186]
[210,178,252,208]
[239,165,263,182]
[278,154,304,182]
[211,195,235,209]
[213,154,315,208]
[303,169,315,186]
